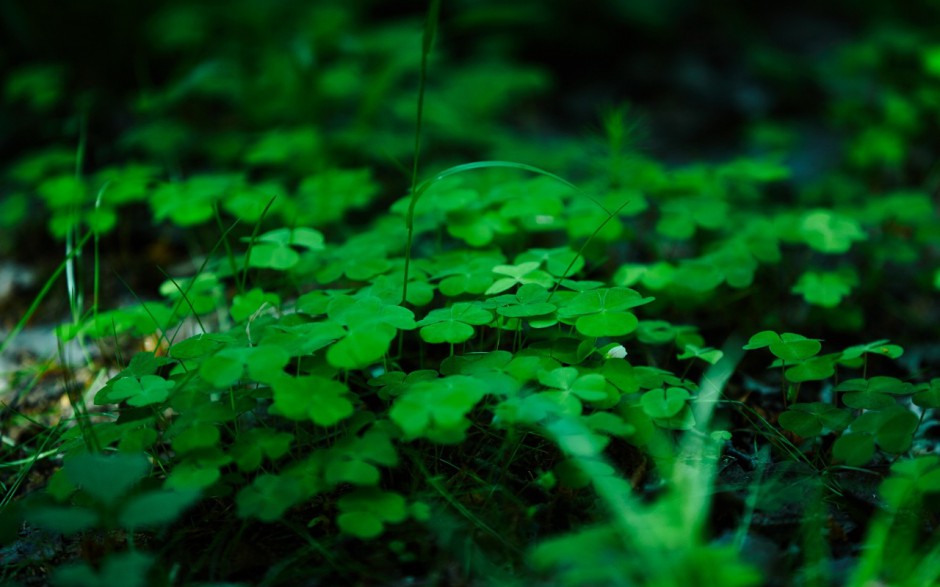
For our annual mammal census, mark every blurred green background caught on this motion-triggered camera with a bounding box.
[1,0,938,258]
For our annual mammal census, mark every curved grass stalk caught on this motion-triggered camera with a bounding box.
[402,160,622,302]
[400,0,624,303]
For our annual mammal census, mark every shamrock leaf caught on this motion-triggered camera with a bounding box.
[200,345,291,387]
[324,429,398,486]
[851,405,918,454]
[784,355,837,383]
[832,432,876,467]
[327,324,397,369]
[743,331,821,362]
[119,489,201,530]
[336,489,408,539]
[840,340,904,360]
[236,472,311,522]
[677,344,723,365]
[230,288,281,322]
[433,250,504,297]
[778,403,852,437]
[106,375,175,407]
[230,429,294,471]
[271,374,355,427]
[791,269,858,307]
[558,287,652,338]
[390,375,487,442]
[488,283,556,318]
[799,210,866,253]
[640,387,690,419]
[538,367,608,402]
[485,262,554,295]
[418,302,493,344]
[516,247,585,278]
[64,453,151,503]
[245,227,325,270]
[913,379,940,408]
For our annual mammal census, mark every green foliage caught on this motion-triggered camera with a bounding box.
[3,1,940,585]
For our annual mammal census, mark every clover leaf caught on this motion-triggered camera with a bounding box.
[236,472,311,522]
[832,432,876,467]
[743,331,821,362]
[487,283,556,319]
[230,429,294,471]
[835,377,913,410]
[199,344,291,387]
[558,287,652,338]
[656,196,728,239]
[165,461,222,491]
[390,375,487,442]
[791,269,858,307]
[119,489,201,530]
[516,247,585,278]
[677,344,723,365]
[799,210,866,253]
[850,406,919,454]
[418,302,493,344]
[245,227,325,270]
[881,456,940,511]
[778,403,852,437]
[433,250,504,296]
[840,340,904,361]
[159,273,223,315]
[327,325,397,368]
[485,261,554,295]
[63,453,151,504]
[836,376,914,395]
[784,355,837,383]
[26,506,99,535]
[105,375,175,407]
[230,288,281,322]
[448,209,515,246]
[325,296,416,368]
[171,422,221,453]
[323,429,398,486]
[270,374,355,427]
[52,552,155,587]
[292,168,378,226]
[336,489,408,539]
[640,387,690,419]
[913,379,940,408]
[152,175,238,226]
[538,367,609,402]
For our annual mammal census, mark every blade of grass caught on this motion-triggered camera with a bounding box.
[240,196,278,292]
[0,232,93,358]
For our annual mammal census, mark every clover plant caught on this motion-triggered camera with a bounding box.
[2,1,940,586]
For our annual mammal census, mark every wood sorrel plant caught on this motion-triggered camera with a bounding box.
[2,1,940,586]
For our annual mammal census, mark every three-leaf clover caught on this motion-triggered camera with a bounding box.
[418,302,493,344]
[271,374,355,427]
[486,283,557,319]
[538,367,609,402]
[792,269,858,307]
[327,296,416,368]
[336,489,408,539]
[103,375,176,407]
[484,262,554,295]
[743,331,821,362]
[390,375,488,442]
[778,403,853,437]
[799,210,866,253]
[557,287,653,338]
[245,227,325,270]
